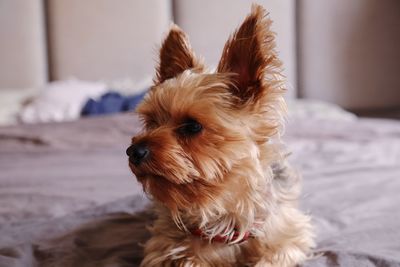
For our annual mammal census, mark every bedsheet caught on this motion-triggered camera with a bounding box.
[0,112,399,266]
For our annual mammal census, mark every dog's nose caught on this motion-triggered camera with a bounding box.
[126,143,150,165]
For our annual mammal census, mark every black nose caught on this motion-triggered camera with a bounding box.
[126,144,150,165]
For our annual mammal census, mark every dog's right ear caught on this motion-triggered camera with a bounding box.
[217,5,281,104]
[155,25,203,84]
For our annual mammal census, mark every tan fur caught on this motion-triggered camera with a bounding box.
[128,4,315,267]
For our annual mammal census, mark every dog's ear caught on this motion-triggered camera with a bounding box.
[217,5,282,103]
[155,25,203,83]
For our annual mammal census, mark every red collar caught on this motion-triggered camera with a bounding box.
[190,228,253,244]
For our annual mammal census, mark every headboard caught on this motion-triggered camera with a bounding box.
[0,0,47,89]
[0,0,297,96]
[1,0,400,110]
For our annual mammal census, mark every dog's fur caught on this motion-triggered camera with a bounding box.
[128,5,314,267]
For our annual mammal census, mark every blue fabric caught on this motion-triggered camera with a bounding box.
[81,90,147,116]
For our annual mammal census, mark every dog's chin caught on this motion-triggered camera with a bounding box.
[135,173,170,186]
[132,172,221,211]
[129,161,197,184]
[134,171,192,185]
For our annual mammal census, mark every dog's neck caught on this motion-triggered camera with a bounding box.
[174,159,278,243]
[189,225,254,244]
[156,143,284,244]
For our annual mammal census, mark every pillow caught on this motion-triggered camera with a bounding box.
[0,89,37,126]
[287,99,356,121]
[18,77,151,124]
[18,79,108,124]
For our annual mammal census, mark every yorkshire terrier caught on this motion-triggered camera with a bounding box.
[127,5,314,267]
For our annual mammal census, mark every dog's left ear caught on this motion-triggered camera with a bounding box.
[217,5,281,103]
[155,25,203,84]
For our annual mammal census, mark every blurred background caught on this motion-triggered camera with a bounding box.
[0,0,399,125]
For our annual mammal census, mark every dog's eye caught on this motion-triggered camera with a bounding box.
[178,119,203,136]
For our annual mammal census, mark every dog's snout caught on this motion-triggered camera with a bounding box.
[126,143,150,165]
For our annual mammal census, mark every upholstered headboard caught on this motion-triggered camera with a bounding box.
[0,0,47,88]
[1,0,400,110]
[0,0,297,95]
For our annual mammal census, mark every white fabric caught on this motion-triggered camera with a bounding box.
[0,89,37,125]
[287,99,357,121]
[17,78,152,124]
[18,80,108,124]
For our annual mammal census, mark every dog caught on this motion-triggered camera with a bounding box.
[126,4,314,267]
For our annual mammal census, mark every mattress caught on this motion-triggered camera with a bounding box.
[0,112,399,266]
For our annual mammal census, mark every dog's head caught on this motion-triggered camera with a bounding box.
[127,5,285,213]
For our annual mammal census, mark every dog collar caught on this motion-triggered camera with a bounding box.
[190,228,253,244]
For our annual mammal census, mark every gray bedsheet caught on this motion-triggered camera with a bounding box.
[0,113,399,266]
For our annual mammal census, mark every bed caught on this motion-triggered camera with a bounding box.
[0,106,399,267]
[1,1,400,265]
